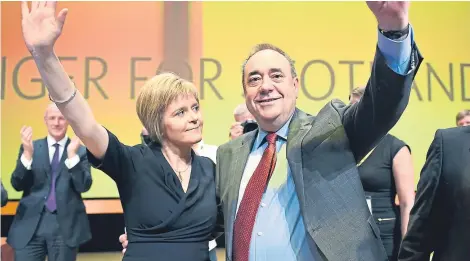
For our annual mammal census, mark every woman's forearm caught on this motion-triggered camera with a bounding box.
[32,51,108,158]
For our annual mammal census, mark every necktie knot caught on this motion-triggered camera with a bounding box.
[53,143,59,149]
[266,133,277,145]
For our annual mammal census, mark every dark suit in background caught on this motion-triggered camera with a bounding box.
[8,137,92,261]
[398,126,470,261]
[1,182,8,207]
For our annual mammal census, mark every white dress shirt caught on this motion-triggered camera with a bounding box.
[20,135,80,170]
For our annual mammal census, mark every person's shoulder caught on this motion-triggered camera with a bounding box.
[292,108,315,121]
[311,99,346,123]
[386,133,406,145]
[104,126,150,153]
[435,126,469,145]
[130,143,155,157]
[438,126,468,136]
[218,130,256,153]
[330,98,348,109]
[31,138,47,149]
[197,154,215,164]
[195,154,216,172]
[107,136,153,160]
[32,137,46,144]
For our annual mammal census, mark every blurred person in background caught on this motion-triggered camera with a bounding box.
[350,87,415,261]
[8,104,92,261]
[229,103,257,140]
[455,109,470,127]
[399,123,470,261]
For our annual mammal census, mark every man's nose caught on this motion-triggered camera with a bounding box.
[260,78,274,93]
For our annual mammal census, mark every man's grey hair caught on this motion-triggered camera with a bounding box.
[241,43,297,88]
[44,103,59,118]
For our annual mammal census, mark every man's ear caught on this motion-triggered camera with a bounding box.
[293,77,300,98]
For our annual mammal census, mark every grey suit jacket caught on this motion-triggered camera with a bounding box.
[216,43,423,261]
[8,138,92,249]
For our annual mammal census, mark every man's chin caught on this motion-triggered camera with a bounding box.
[51,132,65,139]
[256,111,281,122]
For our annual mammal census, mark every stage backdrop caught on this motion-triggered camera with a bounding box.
[2,2,469,199]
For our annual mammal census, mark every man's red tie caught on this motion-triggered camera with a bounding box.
[233,133,278,261]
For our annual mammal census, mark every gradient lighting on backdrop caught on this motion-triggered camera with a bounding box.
[2,2,469,199]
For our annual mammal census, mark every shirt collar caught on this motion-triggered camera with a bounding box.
[254,112,294,149]
[47,135,68,148]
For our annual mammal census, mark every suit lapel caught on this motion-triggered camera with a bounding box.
[225,130,257,260]
[38,138,51,174]
[288,108,349,260]
[56,138,71,179]
[295,106,358,260]
[286,109,313,213]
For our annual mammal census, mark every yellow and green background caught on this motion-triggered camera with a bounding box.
[2,2,469,202]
